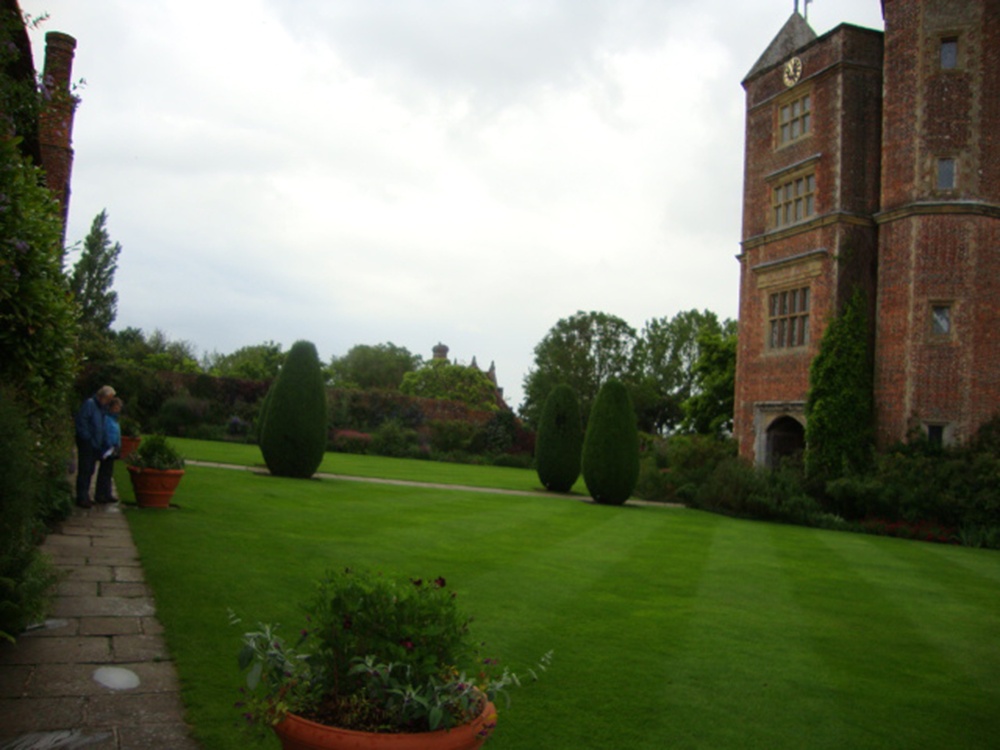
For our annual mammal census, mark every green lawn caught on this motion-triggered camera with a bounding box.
[168,437,588,494]
[120,461,1000,750]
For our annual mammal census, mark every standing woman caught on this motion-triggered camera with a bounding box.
[95,397,123,504]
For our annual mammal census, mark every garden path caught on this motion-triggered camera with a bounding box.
[0,502,199,750]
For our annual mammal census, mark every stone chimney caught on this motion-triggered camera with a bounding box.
[38,31,77,234]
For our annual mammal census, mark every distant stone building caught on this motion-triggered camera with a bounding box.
[430,342,506,408]
[735,1,999,466]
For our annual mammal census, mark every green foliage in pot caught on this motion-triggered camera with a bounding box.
[535,384,583,493]
[126,434,185,470]
[119,415,142,438]
[581,379,640,505]
[233,568,551,734]
[258,340,327,478]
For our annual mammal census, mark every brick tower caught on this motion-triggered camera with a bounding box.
[734,12,883,465]
[874,0,1000,448]
[734,1,1000,465]
[38,31,78,234]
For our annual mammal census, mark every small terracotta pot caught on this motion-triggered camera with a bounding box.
[119,436,141,461]
[273,700,497,750]
[127,466,184,509]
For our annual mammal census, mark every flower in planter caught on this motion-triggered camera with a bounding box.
[232,568,551,737]
[126,434,185,471]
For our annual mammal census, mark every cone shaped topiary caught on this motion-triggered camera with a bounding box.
[581,378,639,505]
[535,384,583,492]
[258,340,328,478]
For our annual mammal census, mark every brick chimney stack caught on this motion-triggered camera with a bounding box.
[38,31,77,233]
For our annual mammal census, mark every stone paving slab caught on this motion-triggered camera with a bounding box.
[0,502,198,750]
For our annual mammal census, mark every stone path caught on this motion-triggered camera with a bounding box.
[0,503,198,750]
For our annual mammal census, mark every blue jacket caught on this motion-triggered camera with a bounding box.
[75,396,105,452]
[103,413,121,454]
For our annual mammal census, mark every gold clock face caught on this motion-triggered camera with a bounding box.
[783,57,803,87]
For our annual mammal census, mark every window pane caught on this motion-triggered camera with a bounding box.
[802,288,810,312]
[802,316,809,343]
[805,194,814,216]
[803,94,810,112]
[771,321,779,348]
[802,112,810,134]
[931,305,951,335]
[781,123,790,143]
[937,158,956,189]
[941,39,958,69]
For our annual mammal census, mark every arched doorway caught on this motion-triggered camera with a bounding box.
[765,416,805,468]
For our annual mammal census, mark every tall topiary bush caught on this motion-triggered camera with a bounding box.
[581,379,640,505]
[258,340,327,478]
[535,384,583,492]
[805,289,874,482]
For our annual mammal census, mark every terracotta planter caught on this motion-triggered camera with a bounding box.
[119,436,141,460]
[273,700,497,750]
[127,465,184,508]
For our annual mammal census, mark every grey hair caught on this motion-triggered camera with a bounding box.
[96,385,116,398]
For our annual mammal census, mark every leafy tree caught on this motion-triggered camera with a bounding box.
[68,209,121,333]
[535,384,583,492]
[111,327,201,374]
[400,359,498,411]
[581,378,640,505]
[635,310,734,434]
[0,5,80,556]
[521,311,638,428]
[805,289,874,481]
[0,386,57,642]
[0,137,78,423]
[681,324,738,436]
[0,2,44,165]
[329,343,422,390]
[258,340,328,478]
[206,341,285,381]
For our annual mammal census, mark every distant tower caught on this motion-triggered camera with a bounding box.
[432,342,450,361]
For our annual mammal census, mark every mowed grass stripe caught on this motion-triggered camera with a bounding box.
[815,531,1000,703]
[785,529,995,748]
[122,463,1000,750]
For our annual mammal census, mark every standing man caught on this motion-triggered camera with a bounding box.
[74,385,116,508]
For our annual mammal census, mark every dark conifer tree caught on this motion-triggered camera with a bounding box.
[581,379,639,505]
[535,384,583,492]
[258,340,327,478]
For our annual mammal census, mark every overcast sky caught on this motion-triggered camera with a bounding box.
[25,0,884,410]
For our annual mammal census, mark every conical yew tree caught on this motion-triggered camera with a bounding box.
[535,384,583,492]
[258,340,327,478]
[581,378,639,505]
